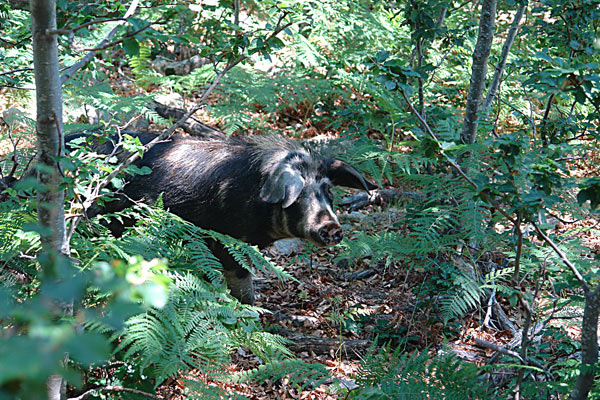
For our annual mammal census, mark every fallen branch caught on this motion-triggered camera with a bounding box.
[68,385,159,400]
[492,301,518,334]
[152,55,211,76]
[272,312,319,327]
[343,269,377,281]
[340,189,425,211]
[151,101,226,140]
[277,328,370,356]
[474,338,548,372]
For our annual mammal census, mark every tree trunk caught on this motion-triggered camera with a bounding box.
[460,0,497,145]
[569,287,600,400]
[46,376,66,400]
[31,0,66,258]
[30,0,67,398]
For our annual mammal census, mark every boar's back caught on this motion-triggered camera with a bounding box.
[104,134,286,247]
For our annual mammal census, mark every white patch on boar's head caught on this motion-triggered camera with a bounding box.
[251,137,314,209]
[260,167,305,208]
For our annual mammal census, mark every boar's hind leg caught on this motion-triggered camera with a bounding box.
[209,241,255,305]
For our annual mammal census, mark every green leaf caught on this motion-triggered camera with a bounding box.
[385,80,396,90]
[123,38,140,58]
[65,332,111,365]
[110,177,124,189]
[375,50,390,63]
[574,87,587,104]
[569,40,580,50]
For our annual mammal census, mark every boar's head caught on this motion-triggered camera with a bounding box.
[258,145,376,247]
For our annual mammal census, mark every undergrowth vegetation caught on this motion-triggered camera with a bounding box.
[1,0,600,399]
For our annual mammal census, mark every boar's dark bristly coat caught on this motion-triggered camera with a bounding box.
[83,133,376,304]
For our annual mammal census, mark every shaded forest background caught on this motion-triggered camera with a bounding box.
[1,0,600,399]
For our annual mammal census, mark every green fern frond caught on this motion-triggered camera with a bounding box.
[440,272,483,324]
[228,329,293,362]
[233,359,330,391]
[143,108,171,126]
[351,344,492,400]
[112,270,290,386]
[0,203,40,282]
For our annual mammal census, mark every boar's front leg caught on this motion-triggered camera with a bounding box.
[209,241,255,305]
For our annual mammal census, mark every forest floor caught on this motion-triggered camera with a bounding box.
[157,201,445,400]
[143,111,487,398]
[149,104,596,399]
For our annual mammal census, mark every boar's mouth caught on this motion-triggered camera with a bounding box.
[310,222,343,246]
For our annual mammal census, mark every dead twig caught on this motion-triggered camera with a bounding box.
[68,385,159,400]
[49,17,129,36]
[475,338,548,373]
[82,18,164,52]
[60,0,140,85]
[0,67,34,77]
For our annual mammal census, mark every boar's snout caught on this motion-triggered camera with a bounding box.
[318,222,343,245]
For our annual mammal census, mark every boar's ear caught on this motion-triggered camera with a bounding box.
[260,167,306,208]
[324,159,377,191]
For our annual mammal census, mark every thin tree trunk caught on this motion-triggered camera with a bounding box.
[482,4,525,120]
[416,38,425,119]
[460,0,497,145]
[31,0,66,257]
[47,376,66,400]
[569,287,600,400]
[436,7,447,30]
[30,0,68,398]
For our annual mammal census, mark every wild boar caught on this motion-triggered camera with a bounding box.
[79,132,376,304]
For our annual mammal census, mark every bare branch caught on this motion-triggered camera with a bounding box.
[531,222,590,293]
[82,18,163,52]
[474,338,548,371]
[234,0,240,27]
[512,212,523,281]
[0,67,34,77]
[482,4,526,120]
[60,0,140,85]
[515,258,546,396]
[0,84,35,90]
[398,89,516,224]
[49,17,128,35]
